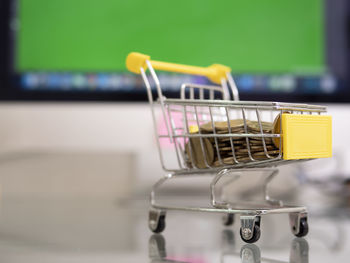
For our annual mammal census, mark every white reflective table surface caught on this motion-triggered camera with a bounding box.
[0,152,348,263]
[0,197,348,263]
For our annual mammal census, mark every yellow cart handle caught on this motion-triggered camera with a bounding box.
[126,52,231,85]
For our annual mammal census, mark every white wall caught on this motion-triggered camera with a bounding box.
[0,103,164,193]
[0,103,154,152]
[327,105,350,174]
[0,102,347,193]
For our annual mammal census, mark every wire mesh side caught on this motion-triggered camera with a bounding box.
[157,101,326,172]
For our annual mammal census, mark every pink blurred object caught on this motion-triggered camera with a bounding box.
[157,111,183,148]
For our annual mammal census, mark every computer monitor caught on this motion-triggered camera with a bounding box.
[1,0,349,102]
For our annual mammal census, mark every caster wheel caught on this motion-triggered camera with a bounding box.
[149,211,166,233]
[240,224,261,243]
[294,218,308,238]
[222,213,234,226]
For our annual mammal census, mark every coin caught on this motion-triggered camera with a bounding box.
[185,115,281,169]
[185,137,214,169]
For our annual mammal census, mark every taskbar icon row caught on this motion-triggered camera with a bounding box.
[20,72,338,94]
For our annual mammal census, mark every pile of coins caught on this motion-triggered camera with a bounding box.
[185,119,280,168]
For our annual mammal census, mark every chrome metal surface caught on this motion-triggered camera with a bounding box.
[150,168,307,217]
[240,216,257,240]
[289,212,308,235]
[149,210,166,232]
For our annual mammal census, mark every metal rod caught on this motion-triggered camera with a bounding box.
[159,133,281,138]
[225,106,239,164]
[146,60,173,142]
[242,108,255,161]
[141,67,169,171]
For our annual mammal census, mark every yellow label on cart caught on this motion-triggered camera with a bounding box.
[282,114,332,160]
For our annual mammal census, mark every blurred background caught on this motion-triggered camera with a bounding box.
[0,0,349,262]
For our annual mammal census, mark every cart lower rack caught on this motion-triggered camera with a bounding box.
[126,52,332,243]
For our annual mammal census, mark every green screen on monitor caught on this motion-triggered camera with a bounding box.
[17,0,325,74]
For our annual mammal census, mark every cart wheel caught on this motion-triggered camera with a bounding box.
[149,210,166,233]
[240,224,261,243]
[222,213,234,226]
[294,218,308,238]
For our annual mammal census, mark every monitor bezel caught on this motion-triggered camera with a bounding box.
[1,0,350,103]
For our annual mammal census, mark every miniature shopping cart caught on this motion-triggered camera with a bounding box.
[126,52,332,243]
